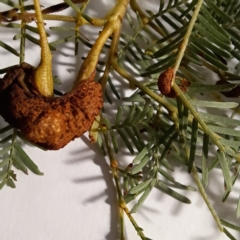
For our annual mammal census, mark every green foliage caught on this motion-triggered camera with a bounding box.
[1,0,240,239]
[0,127,43,189]
[99,0,240,238]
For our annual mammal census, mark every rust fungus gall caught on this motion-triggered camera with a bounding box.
[158,68,190,98]
[0,63,103,150]
[157,68,174,96]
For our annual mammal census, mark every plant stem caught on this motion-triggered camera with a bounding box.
[120,201,146,240]
[104,132,125,240]
[74,22,113,84]
[104,132,146,240]
[74,1,90,55]
[172,83,225,152]
[19,0,26,64]
[182,139,223,231]
[33,0,53,96]
[99,21,122,91]
[173,0,203,75]
[0,1,106,26]
[5,12,106,26]
[6,130,17,180]
[74,0,130,84]
[191,165,223,231]
[130,0,166,37]
[74,12,81,55]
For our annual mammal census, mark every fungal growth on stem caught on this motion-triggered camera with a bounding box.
[0,0,103,149]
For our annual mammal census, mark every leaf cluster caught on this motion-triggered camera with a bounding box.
[0,126,43,189]
[98,1,240,238]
